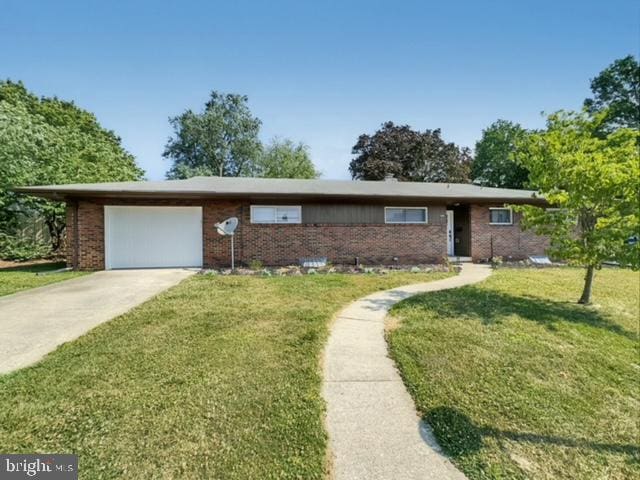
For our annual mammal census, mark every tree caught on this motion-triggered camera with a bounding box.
[0,80,143,254]
[584,55,640,132]
[514,110,639,304]
[164,91,262,179]
[471,120,530,189]
[349,122,471,183]
[254,138,320,179]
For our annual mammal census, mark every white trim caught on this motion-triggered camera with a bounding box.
[250,205,302,224]
[488,207,513,225]
[384,207,429,224]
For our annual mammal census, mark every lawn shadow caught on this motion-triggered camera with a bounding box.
[0,261,65,273]
[424,406,639,461]
[398,286,637,341]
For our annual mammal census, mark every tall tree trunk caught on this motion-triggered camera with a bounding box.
[578,265,595,304]
[45,217,60,251]
[44,214,65,252]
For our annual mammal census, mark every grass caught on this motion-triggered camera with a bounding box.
[0,270,450,479]
[0,262,88,297]
[387,267,639,480]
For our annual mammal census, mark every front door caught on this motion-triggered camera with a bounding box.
[451,205,471,256]
[446,210,454,256]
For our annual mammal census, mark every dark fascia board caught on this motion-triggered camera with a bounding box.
[13,187,548,206]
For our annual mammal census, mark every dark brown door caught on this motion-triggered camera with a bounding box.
[453,205,470,256]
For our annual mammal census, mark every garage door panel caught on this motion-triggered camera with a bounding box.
[105,206,203,269]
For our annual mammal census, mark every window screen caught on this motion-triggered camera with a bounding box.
[489,208,512,224]
[251,206,301,224]
[275,206,300,223]
[385,208,427,224]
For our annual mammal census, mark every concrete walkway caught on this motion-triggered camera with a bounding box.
[0,269,195,374]
[322,263,492,480]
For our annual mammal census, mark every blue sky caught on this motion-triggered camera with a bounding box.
[2,0,637,180]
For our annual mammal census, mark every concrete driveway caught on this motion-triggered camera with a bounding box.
[0,269,195,374]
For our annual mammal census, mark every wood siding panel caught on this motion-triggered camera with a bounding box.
[427,206,447,226]
[302,204,383,224]
[302,204,447,225]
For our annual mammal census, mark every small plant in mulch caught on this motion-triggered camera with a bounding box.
[248,259,264,271]
[490,256,504,268]
[441,255,452,272]
[200,263,447,276]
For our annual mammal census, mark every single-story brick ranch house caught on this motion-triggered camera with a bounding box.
[16,176,549,270]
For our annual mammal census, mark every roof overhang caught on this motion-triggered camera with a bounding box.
[12,186,548,206]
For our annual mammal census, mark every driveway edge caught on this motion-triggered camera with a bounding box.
[0,269,196,374]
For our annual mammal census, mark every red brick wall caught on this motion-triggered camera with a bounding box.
[470,204,549,261]
[65,200,105,270]
[241,224,446,266]
[68,198,210,270]
[66,198,446,269]
[66,198,547,270]
[205,202,446,267]
[203,202,244,267]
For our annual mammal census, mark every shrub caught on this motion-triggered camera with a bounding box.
[0,233,52,261]
[249,259,264,271]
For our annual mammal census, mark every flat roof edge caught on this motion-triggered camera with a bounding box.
[13,187,546,205]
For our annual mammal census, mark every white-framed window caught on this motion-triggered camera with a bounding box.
[384,207,428,224]
[489,207,513,225]
[250,205,301,224]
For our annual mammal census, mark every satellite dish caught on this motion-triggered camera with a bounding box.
[214,217,239,270]
[215,217,238,236]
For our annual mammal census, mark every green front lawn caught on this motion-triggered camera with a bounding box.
[0,270,450,479]
[388,268,639,480]
[0,262,88,297]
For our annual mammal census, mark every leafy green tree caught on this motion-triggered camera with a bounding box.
[584,55,640,132]
[471,120,530,188]
[164,91,262,179]
[0,80,143,254]
[349,122,471,183]
[255,138,320,179]
[515,110,639,304]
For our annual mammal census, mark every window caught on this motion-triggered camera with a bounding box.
[489,207,513,225]
[384,207,428,224]
[250,206,301,224]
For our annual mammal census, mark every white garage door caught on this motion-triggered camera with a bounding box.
[104,206,203,269]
